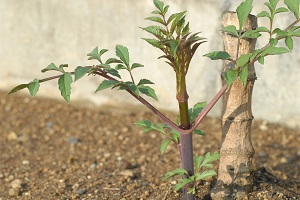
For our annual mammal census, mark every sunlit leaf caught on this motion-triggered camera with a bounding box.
[41,63,64,73]
[236,53,251,67]
[285,36,293,50]
[28,79,40,96]
[131,63,144,70]
[203,51,231,60]
[145,16,164,25]
[225,69,238,89]
[95,80,119,93]
[195,170,217,181]
[240,65,249,86]
[138,85,158,100]
[284,0,300,19]
[222,25,239,37]
[87,47,101,62]
[7,84,29,95]
[153,0,164,12]
[115,45,130,67]
[137,79,155,85]
[160,139,171,153]
[142,38,163,49]
[236,0,253,30]
[173,178,194,191]
[58,73,73,103]
[257,11,271,19]
[74,66,92,82]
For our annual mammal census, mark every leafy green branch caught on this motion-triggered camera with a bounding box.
[204,0,300,88]
[162,152,220,194]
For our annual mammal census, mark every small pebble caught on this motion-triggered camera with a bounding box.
[68,137,79,144]
[7,132,18,141]
[22,160,30,165]
[10,179,22,189]
[8,188,19,197]
[75,188,86,195]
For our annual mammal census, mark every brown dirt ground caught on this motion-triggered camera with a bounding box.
[0,90,299,200]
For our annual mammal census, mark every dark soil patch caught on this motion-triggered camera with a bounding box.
[0,91,299,199]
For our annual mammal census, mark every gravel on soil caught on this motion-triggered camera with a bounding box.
[0,91,299,199]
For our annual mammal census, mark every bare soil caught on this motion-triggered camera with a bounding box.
[0,91,299,200]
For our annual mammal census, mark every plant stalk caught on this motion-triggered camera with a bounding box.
[177,74,194,200]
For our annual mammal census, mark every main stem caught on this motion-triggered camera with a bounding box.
[177,74,194,200]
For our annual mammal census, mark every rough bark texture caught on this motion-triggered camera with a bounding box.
[211,12,257,200]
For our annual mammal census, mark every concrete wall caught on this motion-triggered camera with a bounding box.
[1,0,299,128]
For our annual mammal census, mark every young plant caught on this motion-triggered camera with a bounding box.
[204,0,300,198]
[8,0,225,199]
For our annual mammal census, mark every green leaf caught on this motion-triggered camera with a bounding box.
[105,58,122,64]
[261,46,290,56]
[257,11,271,19]
[269,38,278,46]
[258,56,265,64]
[236,53,251,67]
[87,47,101,62]
[141,26,165,38]
[173,178,194,191]
[41,63,65,73]
[236,0,253,30]
[162,168,188,181]
[240,30,261,39]
[189,101,207,122]
[203,152,220,164]
[138,85,158,100]
[135,120,166,134]
[115,45,130,67]
[99,49,109,56]
[203,51,231,60]
[160,139,171,153]
[153,0,164,12]
[240,65,249,86]
[74,66,92,82]
[284,0,300,19]
[137,79,155,85]
[115,64,127,70]
[167,11,186,26]
[291,29,300,37]
[222,25,239,37]
[168,40,180,57]
[225,69,238,89]
[195,156,204,169]
[142,38,163,49]
[95,80,119,93]
[131,63,144,70]
[28,79,40,96]
[58,73,73,103]
[106,68,121,79]
[193,129,205,136]
[170,12,186,34]
[285,36,293,50]
[124,82,139,96]
[145,16,165,25]
[275,7,289,14]
[273,28,288,38]
[195,170,217,181]
[7,84,29,94]
[182,22,190,36]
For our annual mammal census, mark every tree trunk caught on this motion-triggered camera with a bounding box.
[211,12,257,200]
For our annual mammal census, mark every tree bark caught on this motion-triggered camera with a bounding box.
[211,12,257,200]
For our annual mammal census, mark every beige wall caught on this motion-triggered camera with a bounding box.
[1,0,299,128]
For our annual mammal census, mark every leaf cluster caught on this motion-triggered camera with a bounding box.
[142,0,206,76]
[9,45,158,102]
[204,0,300,88]
[134,101,206,153]
[162,152,220,194]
